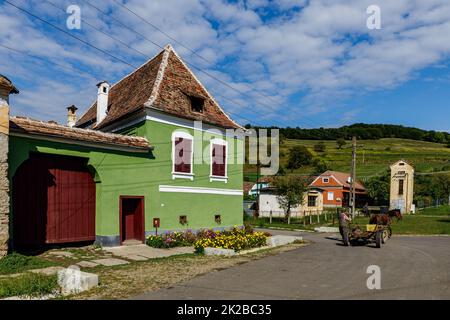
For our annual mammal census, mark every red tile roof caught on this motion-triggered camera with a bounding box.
[313,171,366,190]
[77,45,241,130]
[10,117,151,152]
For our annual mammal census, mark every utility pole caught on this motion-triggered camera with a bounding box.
[256,159,260,219]
[350,136,357,217]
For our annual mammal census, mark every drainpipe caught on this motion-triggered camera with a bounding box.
[0,75,18,258]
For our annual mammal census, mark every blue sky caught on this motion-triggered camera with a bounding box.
[1,0,450,132]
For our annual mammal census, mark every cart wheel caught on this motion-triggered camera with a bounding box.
[382,229,389,244]
[342,228,350,246]
[375,231,382,248]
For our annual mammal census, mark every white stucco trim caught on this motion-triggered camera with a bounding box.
[144,108,244,139]
[171,130,194,179]
[159,185,242,196]
[147,46,171,106]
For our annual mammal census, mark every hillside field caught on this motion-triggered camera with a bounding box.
[244,138,450,182]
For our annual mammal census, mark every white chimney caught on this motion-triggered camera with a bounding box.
[66,105,78,127]
[96,81,110,124]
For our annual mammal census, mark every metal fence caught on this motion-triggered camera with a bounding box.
[256,209,338,225]
[416,198,450,210]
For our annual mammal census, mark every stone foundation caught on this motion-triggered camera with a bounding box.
[0,74,15,258]
[0,110,9,258]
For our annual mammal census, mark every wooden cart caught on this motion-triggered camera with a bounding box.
[342,223,391,248]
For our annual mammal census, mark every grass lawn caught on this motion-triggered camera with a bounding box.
[0,273,58,298]
[251,205,450,235]
[244,138,450,181]
[0,253,58,275]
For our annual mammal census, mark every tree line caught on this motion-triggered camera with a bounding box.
[246,123,450,144]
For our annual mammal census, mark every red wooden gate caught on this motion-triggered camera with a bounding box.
[13,153,96,248]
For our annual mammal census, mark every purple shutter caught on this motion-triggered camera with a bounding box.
[174,137,192,173]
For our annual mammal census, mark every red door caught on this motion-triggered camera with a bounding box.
[13,153,96,248]
[120,197,144,243]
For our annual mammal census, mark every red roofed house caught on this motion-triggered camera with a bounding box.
[309,171,368,208]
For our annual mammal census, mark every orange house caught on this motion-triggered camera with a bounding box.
[309,171,368,208]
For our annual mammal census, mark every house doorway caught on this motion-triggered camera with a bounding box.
[120,196,145,244]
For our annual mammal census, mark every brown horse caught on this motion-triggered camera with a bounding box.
[369,213,391,226]
[387,209,403,221]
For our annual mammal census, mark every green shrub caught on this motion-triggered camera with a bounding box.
[0,253,55,275]
[0,273,58,298]
[146,235,166,248]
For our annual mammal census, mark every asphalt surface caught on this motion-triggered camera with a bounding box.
[135,229,450,300]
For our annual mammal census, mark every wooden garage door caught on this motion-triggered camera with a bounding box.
[13,153,96,248]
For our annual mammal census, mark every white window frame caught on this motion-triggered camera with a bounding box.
[322,177,329,183]
[209,138,228,183]
[172,131,194,180]
[327,191,334,201]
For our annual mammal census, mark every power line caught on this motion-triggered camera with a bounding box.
[109,0,309,120]
[86,0,323,128]
[110,0,211,65]
[0,43,95,79]
[4,0,138,69]
[2,1,263,126]
[43,0,149,59]
[5,0,315,129]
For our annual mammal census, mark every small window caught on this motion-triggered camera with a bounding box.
[308,196,317,207]
[179,215,188,225]
[327,192,334,201]
[215,214,221,224]
[323,178,329,183]
[172,132,194,178]
[103,87,107,93]
[189,96,204,113]
[398,179,404,195]
[399,162,405,166]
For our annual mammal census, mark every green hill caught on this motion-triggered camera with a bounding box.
[244,138,450,182]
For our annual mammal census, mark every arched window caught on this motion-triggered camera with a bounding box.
[172,131,194,180]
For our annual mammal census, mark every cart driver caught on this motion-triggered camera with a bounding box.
[339,210,352,237]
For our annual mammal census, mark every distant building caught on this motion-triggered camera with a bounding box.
[247,177,272,196]
[390,160,414,213]
[309,171,368,208]
[259,187,324,217]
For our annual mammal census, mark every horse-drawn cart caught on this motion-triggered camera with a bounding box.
[342,223,391,248]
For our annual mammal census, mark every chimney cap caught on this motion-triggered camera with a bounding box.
[67,104,78,112]
[96,81,109,88]
[0,74,19,94]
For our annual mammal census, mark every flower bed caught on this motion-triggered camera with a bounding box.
[194,230,267,254]
[146,225,270,253]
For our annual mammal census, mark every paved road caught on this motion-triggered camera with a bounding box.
[135,229,450,300]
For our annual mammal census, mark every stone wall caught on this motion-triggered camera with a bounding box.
[0,104,9,258]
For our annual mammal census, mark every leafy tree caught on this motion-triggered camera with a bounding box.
[272,176,309,222]
[314,142,326,153]
[365,171,390,205]
[287,146,313,169]
[313,159,330,174]
[276,165,286,176]
[336,138,346,149]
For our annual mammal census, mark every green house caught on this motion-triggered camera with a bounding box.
[6,45,244,249]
